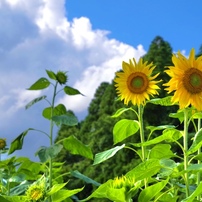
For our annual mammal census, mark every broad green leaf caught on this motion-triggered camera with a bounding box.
[70,170,100,186]
[113,119,139,144]
[147,96,174,106]
[111,107,134,118]
[126,159,161,181]
[35,144,63,163]
[25,95,47,109]
[93,144,125,165]
[27,77,50,90]
[51,187,84,202]
[188,128,202,155]
[150,144,175,159]
[10,180,31,196]
[169,111,184,123]
[63,135,93,160]
[138,179,168,202]
[64,86,83,95]
[133,128,182,147]
[81,180,126,202]
[42,104,67,120]
[8,128,35,155]
[52,113,78,126]
[192,112,202,119]
[0,196,9,202]
[47,183,67,195]
[182,181,202,202]
[46,69,57,80]
[146,125,175,134]
[187,163,202,172]
[158,159,178,178]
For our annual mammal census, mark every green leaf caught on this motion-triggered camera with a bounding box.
[158,159,178,178]
[70,170,100,186]
[64,86,83,96]
[146,125,175,134]
[138,179,168,202]
[147,96,174,106]
[169,111,184,123]
[52,113,78,126]
[113,119,139,144]
[181,181,202,202]
[81,180,126,202]
[8,128,34,155]
[25,95,47,109]
[63,135,93,160]
[188,128,202,155]
[150,144,175,159]
[10,181,31,196]
[111,107,134,118]
[126,159,161,181]
[93,144,125,165]
[133,128,182,147]
[47,183,67,195]
[46,69,57,80]
[27,77,50,90]
[42,104,67,120]
[1,196,27,202]
[51,188,84,202]
[35,144,63,163]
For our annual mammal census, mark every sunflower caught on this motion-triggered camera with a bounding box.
[114,58,161,106]
[164,48,202,111]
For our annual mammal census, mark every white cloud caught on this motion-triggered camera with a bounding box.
[0,0,147,159]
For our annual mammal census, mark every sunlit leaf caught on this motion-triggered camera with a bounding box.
[42,104,67,120]
[25,95,47,109]
[188,128,202,155]
[8,128,35,155]
[93,144,125,165]
[70,170,100,186]
[113,119,139,144]
[81,180,125,202]
[51,187,84,202]
[27,77,50,90]
[126,159,161,181]
[64,86,83,96]
[47,183,67,195]
[133,128,182,147]
[147,96,174,106]
[138,179,168,202]
[52,113,78,126]
[146,125,175,134]
[63,135,93,160]
[111,107,134,118]
[35,144,63,163]
[46,69,57,80]
[150,144,175,159]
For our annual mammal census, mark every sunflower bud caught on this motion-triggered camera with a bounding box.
[0,139,6,149]
[56,71,68,85]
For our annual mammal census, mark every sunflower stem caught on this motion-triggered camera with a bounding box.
[197,118,201,201]
[183,108,190,198]
[48,81,58,202]
[138,105,147,187]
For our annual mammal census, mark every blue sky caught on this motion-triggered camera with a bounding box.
[67,0,202,53]
[0,0,202,160]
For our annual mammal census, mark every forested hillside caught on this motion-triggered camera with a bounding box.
[54,36,202,201]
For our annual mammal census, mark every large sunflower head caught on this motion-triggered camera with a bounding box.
[164,48,202,111]
[114,58,161,106]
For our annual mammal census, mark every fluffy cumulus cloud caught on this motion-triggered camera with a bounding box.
[0,0,146,159]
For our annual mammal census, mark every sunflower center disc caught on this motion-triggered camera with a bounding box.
[183,68,202,94]
[127,72,149,94]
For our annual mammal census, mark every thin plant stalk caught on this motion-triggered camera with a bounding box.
[197,118,201,201]
[48,81,58,202]
[138,105,147,187]
[183,108,190,197]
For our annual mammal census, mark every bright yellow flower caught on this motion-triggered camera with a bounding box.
[164,48,202,111]
[114,58,161,106]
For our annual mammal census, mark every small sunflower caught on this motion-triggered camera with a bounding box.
[0,138,6,149]
[114,58,161,106]
[164,48,202,111]
[56,71,68,85]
